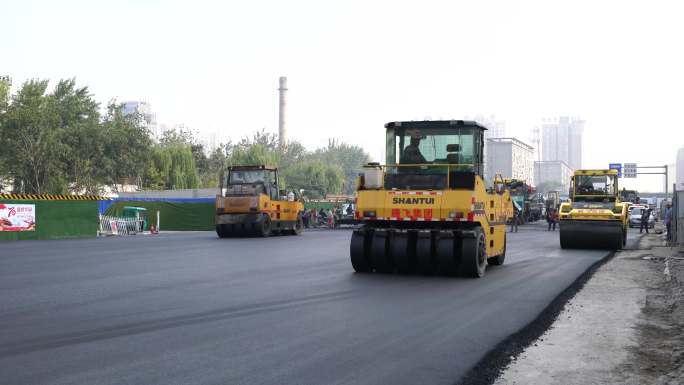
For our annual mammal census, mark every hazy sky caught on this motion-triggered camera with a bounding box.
[4,0,683,191]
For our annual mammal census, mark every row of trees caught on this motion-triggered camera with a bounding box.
[0,78,370,197]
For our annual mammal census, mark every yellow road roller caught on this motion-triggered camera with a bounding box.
[559,169,628,249]
[215,165,304,237]
[350,120,513,278]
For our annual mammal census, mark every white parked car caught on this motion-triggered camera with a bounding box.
[628,206,655,228]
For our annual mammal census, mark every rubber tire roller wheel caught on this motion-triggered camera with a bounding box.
[259,216,272,237]
[415,231,434,274]
[459,227,487,278]
[615,229,624,250]
[289,213,304,235]
[350,230,372,272]
[436,231,459,275]
[559,225,571,249]
[216,225,226,238]
[370,230,393,273]
[391,231,412,273]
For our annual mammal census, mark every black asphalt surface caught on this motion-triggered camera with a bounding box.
[0,224,635,385]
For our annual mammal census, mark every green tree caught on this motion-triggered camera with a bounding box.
[159,127,216,188]
[219,131,354,196]
[1,79,156,194]
[145,142,200,190]
[0,76,9,113]
[238,128,279,152]
[279,140,307,170]
[312,139,370,194]
[200,146,228,188]
[145,146,172,190]
[281,159,344,198]
[0,77,10,190]
[100,101,152,191]
[228,143,278,167]
[0,79,368,197]
[0,79,68,193]
[158,127,195,146]
[53,79,104,194]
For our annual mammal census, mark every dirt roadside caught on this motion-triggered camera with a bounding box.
[493,230,684,385]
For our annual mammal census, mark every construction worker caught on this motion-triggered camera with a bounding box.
[327,208,334,228]
[318,208,327,226]
[310,208,318,227]
[401,136,426,164]
[639,207,651,234]
[547,208,558,231]
[510,203,520,233]
[664,203,673,241]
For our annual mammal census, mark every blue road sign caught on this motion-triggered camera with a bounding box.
[609,163,622,178]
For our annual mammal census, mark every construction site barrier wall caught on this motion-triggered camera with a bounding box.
[0,199,99,241]
[105,200,214,231]
[0,193,108,201]
[116,188,219,199]
[98,197,214,214]
[304,201,353,211]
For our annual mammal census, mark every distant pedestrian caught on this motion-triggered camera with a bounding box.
[327,209,334,228]
[639,208,651,234]
[318,208,327,226]
[302,210,310,228]
[310,208,317,227]
[334,205,342,224]
[664,203,673,241]
[547,208,558,231]
[510,203,520,233]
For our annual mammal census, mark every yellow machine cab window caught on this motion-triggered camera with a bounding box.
[386,126,481,169]
[573,174,617,200]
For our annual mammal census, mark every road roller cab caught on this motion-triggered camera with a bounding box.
[351,120,513,278]
[215,165,304,237]
[558,169,628,249]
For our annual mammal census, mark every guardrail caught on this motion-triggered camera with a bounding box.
[99,215,144,236]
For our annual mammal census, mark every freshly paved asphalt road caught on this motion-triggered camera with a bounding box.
[0,223,637,385]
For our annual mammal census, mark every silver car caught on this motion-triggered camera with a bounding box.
[628,207,655,228]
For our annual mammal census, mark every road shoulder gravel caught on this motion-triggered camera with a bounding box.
[491,231,684,385]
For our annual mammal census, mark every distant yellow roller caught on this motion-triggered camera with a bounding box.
[214,165,304,238]
[559,169,628,250]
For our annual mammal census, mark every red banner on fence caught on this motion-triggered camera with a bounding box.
[0,203,36,231]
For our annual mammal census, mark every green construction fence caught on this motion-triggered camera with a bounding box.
[0,200,99,241]
[304,200,353,211]
[105,200,215,231]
